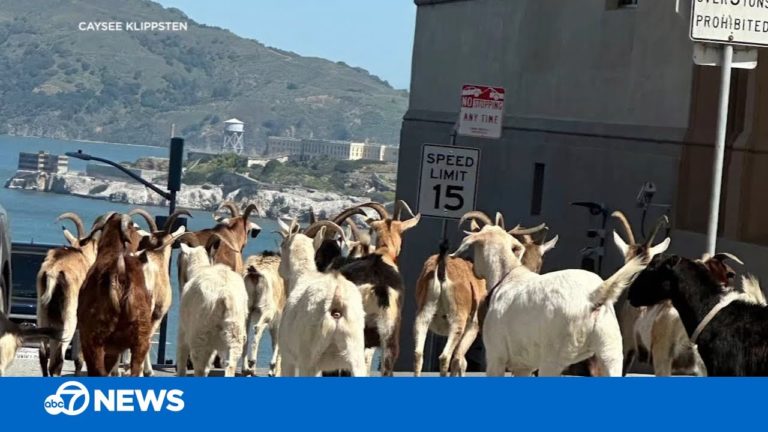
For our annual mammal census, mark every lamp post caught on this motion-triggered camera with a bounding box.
[65,137,185,366]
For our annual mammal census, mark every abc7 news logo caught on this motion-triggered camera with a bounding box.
[44,381,90,416]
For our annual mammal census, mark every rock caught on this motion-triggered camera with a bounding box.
[5,171,365,217]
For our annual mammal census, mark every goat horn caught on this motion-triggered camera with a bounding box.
[163,209,192,233]
[712,252,744,266]
[495,212,506,230]
[357,202,389,220]
[459,211,493,229]
[128,208,159,232]
[611,211,636,246]
[119,214,134,245]
[331,207,368,225]
[508,223,548,235]
[177,232,201,248]
[242,203,260,220]
[88,211,117,236]
[644,215,670,246]
[56,212,85,239]
[345,218,364,241]
[303,220,346,240]
[216,200,241,218]
[394,200,416,221]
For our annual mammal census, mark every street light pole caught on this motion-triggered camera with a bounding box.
[157,137,184,365]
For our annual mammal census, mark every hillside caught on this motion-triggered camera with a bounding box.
[0,0,408,151]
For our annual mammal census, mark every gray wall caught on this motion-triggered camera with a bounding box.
[395,0,703,371]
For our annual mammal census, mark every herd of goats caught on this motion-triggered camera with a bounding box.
[1,198,768,377]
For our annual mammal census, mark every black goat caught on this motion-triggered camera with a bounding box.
[628,254,768,376]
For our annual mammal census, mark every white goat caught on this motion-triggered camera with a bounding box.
[176,241,248,377]
[452,211,648,376]
[277,219,366,377]
[241,252,285,377]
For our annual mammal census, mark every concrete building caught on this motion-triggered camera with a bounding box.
[394,0,768,371]
[265,136,399,162]
[17,151,68,174]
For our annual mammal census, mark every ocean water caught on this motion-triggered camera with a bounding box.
[0,135,279,368]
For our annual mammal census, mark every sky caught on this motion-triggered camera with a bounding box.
[155,0,417,90]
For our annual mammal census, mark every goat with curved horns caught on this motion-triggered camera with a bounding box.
[178,202,262,291]
[329,200,420,376]
[36,212,99,376]
[277,219,366,376]
[628,254,768,376]
[452,210,649,376]
[128,208,189,376]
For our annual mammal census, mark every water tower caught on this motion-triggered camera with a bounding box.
[222,118,245,155]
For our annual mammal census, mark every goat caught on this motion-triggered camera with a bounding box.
[413,215,557,377]
[452,211,648,376]
[77,213,170,376]
[330,201,420,376]
[177,201,261,291]
[128,208,189,376]
[628,254,768,376]
[1,314,61,376]
[176,239,248,377]
[277,219,366,376]
[413,240,485,377]
[241,252,285,377]
[36,212,99,376]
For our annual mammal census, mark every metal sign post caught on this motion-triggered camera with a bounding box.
[689,1,765,255]
[705,45,733,256]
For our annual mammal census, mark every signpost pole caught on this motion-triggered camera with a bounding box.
[440,125,458,242]
[705,44,733,256]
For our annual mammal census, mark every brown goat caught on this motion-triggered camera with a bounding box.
[413,212,550,377]
[37,212,100,376]
[77,213,166,376]
[177,201,260,291]
[128,209,189,376]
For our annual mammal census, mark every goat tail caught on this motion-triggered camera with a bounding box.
[38,271,61,307]
[741,275,766,306]
[330,281,345,320]
[590,255,649,308]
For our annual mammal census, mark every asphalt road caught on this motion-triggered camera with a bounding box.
[6,350,658,377]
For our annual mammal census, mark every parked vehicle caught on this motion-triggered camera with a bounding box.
[0,204,10,315]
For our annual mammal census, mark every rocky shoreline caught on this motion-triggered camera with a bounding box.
[5,172,368,219]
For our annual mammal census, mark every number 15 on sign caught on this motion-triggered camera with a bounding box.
[417,144,480,219]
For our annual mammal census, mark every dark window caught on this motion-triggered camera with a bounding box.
[531,163,545,216]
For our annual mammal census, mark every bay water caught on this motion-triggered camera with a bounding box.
[0,135,280,369]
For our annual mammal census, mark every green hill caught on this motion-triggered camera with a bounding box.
[0,0,408,151]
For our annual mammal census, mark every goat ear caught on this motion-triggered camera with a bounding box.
[179,243,192,254]
[312,227,327,251]
[649,237,671,257]
[399,213,421,232]
[451,234,477,258]
[62,228,79,247]
[470,220,481,232]
[540,235,559,255]
[277,218,291,237]
[613,230,630,258]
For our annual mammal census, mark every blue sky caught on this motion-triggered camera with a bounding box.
[156,0,417,90]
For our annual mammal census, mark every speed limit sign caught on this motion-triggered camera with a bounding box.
[417,144,480,219]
